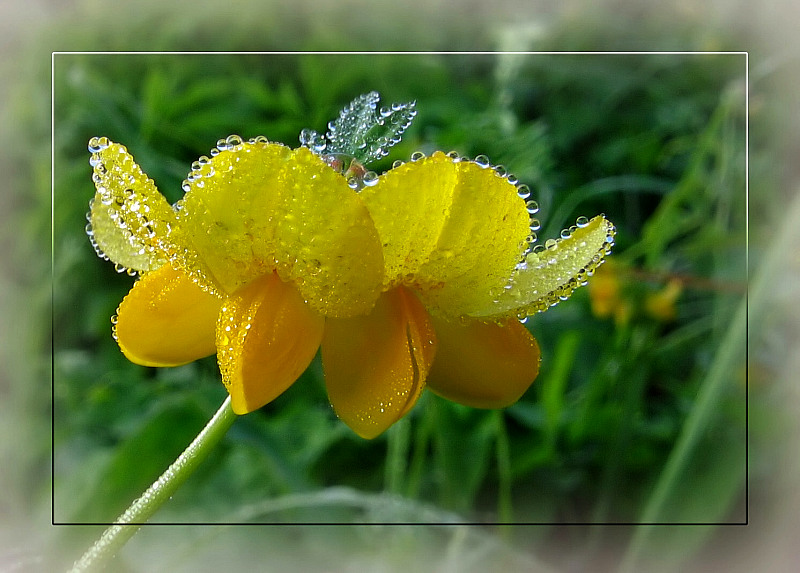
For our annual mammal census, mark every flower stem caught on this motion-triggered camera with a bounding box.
[68,397,237,573]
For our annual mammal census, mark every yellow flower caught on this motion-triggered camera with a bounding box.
[588,260,633,326]
[644,278,682,322]
[87,134,614,439]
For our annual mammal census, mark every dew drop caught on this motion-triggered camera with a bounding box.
[362,171,379,187]
[526,200,539,214]
[474,155,490,168]
[88,136,110,153]
[494,165,507,177]
[392,159,404,169]
[561,228,572,240]
[516,184,531,199]
[410,151,425,162]
[576,216,589,228]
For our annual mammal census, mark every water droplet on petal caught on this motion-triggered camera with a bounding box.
[88,136,110,153]
[576,216,589,228]
[474,155,490,168]
[526,200,539,214]
[362,171,379,187]
[410,151,425,162]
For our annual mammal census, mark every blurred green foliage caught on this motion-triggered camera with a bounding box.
[4,4,752,571]
[50,48,746,561]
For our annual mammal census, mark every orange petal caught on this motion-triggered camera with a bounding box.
[114,264,222,367]
[217,272,324,415]
[426,316,540,408]
[322,287,437,439]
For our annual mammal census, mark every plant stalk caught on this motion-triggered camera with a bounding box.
[68,397,237,573]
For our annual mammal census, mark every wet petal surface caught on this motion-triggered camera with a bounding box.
[470,215,616,319]
[361,152,531,318]
[322,286,437,439]
[178,139,384,317]
[217,272,325,415]
[114,264,222,367]
[426,316,540,408]
[87,138,179,273]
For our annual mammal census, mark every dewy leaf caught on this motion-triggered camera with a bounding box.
[86,137,179,273]
[303,92,417,166]
[326,91,382,157]
[469,215,616,319]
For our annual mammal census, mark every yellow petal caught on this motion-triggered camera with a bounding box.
[426,316,540,408]
[177,138,384,317]
[114,264,222,367]
[360,152,531,318]
[217,272,324,415]
[322,286,437,439]
[87,138,179,273]
[470,215,616,319]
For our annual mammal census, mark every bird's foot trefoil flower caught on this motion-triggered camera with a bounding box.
[86,92,615,439]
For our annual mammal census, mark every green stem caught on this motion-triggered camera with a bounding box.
[493,410,513,524]
[384,416,410,495]
[68,397,237,573]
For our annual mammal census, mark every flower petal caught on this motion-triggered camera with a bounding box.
[87,138,179,273]
[360,152,531,318]
[114,264,222,367]
[322,287,437,439]
[217,272,324,415]
[470,215,616,319]
[426,316,540,408]
[177,139,384,317]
